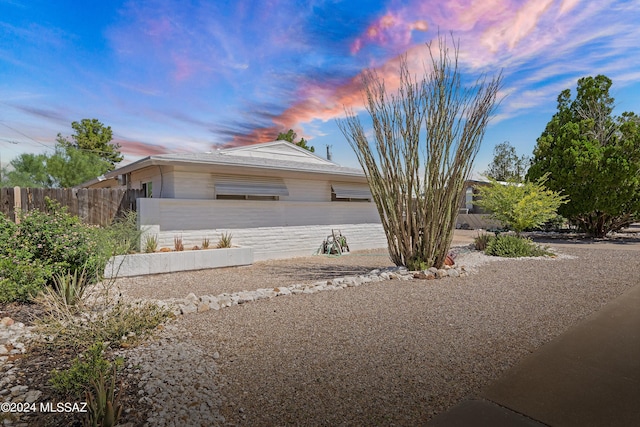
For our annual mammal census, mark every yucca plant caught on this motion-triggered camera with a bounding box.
[201,237,210,249]
[41,267,91,311]
[143,234,158,253]
[217,232,232,248]
[173,235,184,252]
[84,365,123,427]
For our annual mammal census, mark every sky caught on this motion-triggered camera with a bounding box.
[1,0,640,176]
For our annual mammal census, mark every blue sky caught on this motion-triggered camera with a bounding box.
[2,0,640,176]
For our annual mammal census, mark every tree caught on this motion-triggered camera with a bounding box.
[484,141,528,182]
[276,129,315,152]
[56,119,123,170]
[473,175,567,235]
[46,145,112,188]
[2,153,51,187]
[527,75,640,237]
[3,119,121,188]
[338,35,502,269]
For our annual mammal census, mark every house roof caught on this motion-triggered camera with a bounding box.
[79,141,364,187]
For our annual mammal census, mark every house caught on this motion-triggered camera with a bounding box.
[80,141,387,260]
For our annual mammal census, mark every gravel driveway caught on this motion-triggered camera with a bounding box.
[119,240,640,426]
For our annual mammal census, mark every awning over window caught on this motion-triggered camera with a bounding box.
[214,175,289,197]
[331,182,372,200]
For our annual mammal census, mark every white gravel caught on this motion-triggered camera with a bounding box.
[117,243,639,426]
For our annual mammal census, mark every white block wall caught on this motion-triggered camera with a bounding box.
[147,223,387,261]
[136,198,388,261]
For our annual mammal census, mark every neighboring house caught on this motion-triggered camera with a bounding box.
[456,178,507,230]
[80,141,387,260]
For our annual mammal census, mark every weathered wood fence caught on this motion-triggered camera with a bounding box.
[0,187,145,226]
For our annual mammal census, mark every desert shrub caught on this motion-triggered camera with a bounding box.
[473,232,493,251]
[0,200,132,302]
[474,175,568,235]
[217,232,232,248]
[37,299,171,351]
[201,237,210,249]
[485,235,551,258]
[0,249,51,302]
[103,211,141,255]
[49,342,121,398]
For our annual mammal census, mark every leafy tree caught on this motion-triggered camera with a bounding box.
[46,145,112,188]
[484,141,528,182]
[338,35,502,269]
[527,75,640,237]
[3,153,51,187]
[2,119,122,188]
[57,119,123,170]
[276,129,315,152]
[473,175,568,235]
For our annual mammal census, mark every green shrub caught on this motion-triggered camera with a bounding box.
[474,175,568,235]
[0,200,114,302]
[485,235,551,258]
[50,342,120,398]
[37,300,171,351]
[0,249,52,302]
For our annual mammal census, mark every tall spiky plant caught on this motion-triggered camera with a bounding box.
[338,35,502,269]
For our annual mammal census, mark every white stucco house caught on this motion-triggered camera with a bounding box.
[80,141,387,260]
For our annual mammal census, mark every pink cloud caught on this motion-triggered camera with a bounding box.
[351,11,429,54]
[117,138,170,157]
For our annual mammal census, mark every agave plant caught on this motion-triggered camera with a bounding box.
[143,234,158,253]
[217,232,232,248]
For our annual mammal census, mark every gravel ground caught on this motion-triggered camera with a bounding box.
[116,243,640,426]
[113,248,396,300]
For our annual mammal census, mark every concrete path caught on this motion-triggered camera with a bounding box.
[428,282,640,426]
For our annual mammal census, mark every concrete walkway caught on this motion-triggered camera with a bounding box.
[428,282,640,426]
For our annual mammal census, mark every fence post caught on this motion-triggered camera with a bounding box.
[13,186,21,224]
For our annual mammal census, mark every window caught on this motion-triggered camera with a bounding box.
[142,181,153,198]
[331,183,372,202]
[214,175,288,200]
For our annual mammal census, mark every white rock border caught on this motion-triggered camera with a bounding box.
[165,264,471,316]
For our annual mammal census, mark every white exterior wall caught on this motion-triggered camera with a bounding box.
[137,198,380,229]
[152,223,387,261]
[280,178,331,202]
[137,198,386,260]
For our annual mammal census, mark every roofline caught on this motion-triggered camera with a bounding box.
[221,140,340,166]
[77,154,364,188]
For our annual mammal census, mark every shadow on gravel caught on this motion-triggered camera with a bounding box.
[259,263,390,282]
[527,232,640,247]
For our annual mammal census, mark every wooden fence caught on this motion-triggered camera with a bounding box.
[0,187,145,226]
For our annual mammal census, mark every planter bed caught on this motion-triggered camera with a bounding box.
[104,247,253,278]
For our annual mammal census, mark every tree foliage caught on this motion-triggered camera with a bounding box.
[56,119,123,170]
[276,129,315,152]
[474,175,568,235]
[2,153,51,187]
[526,75,640,237]
[484,141,528,182]
[2,119,121,188]
[338,35,502,269]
